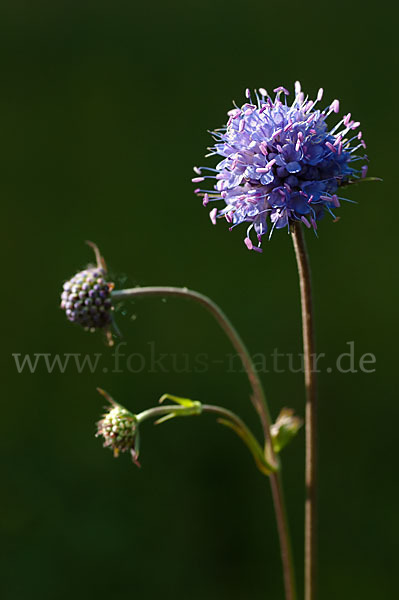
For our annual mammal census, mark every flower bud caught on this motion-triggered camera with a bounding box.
[270,408,303,453]
[96,402,138,461]
[60,267,114,331]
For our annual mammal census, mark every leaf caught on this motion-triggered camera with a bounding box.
[217,418,274,476]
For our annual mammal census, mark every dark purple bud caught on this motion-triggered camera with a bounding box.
[61,266,113,330]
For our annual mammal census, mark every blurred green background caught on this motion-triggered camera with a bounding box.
[1,1,397,598]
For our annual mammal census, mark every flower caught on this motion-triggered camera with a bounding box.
[60,267,114,331]
[96,397,139,463]
[193,82,368,251]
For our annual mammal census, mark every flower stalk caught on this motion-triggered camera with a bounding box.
[111,286,297,600]
[291,223,318,600]
[113,286,275,453]
[136,395,274,476]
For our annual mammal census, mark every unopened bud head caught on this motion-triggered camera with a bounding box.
[61,267,114,331]
[96,402,138,460]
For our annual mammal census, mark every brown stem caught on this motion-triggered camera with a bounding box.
[291,224,318,600]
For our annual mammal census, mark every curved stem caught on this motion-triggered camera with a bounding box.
[136,402,270,475]
[113,286,273,448]
[291,224,318,600]
[202,403,272,476]
[112,286,297,600]
[136,404,200,423]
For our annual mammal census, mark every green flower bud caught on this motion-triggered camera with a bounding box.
[96,394,139,464]
[270,408,303,453]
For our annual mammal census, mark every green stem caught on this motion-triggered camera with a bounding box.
[112,286,297,600]
[202,403,273,476]
[136,401,271,476]
[291,224,318,600]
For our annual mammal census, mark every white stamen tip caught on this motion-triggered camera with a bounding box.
[244,237,253,250]
[209,208,218,225]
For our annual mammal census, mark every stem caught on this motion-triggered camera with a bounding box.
[137,401,269,473]
[291,224,318,600]
[202,403,271,476]
[136,404,200,423]
[112,286,297,600]
[113,287,273,446]
[138,402,256,435]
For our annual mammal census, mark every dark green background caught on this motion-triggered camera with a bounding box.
[1,1,397,599]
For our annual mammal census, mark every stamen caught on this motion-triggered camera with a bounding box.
[209,208,218,225]
[256,158,276,173]
[244,237,253,250]
[274,86,290,95]
[326,142,336,153]
[343,113,351,126]
[272,128,283,140]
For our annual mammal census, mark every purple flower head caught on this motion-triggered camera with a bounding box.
[60,267,114,331]
[193,82,368,251]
